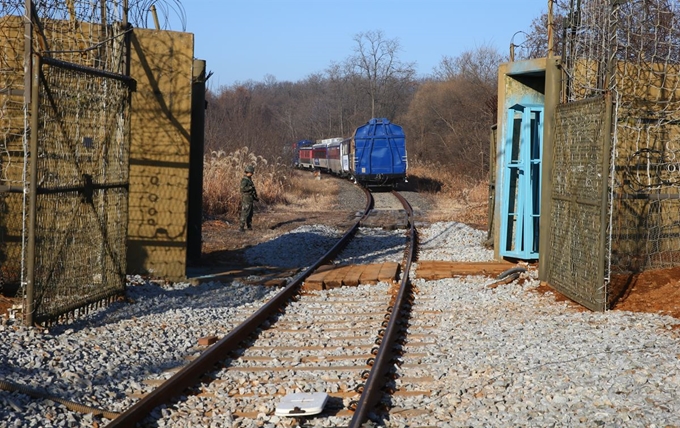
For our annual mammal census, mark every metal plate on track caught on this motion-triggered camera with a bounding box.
[275,392,328,416]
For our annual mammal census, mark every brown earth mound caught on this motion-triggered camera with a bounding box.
[534,267,680,319]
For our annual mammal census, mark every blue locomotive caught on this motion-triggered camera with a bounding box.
[294,118,407,186]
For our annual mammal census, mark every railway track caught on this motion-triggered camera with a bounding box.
[104,188,418,427]
[368,282,456,425]
[6,182,680,426]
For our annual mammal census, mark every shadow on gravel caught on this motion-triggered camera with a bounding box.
[241,227,406,269]
[47,229,346,335]
[28,282,282,398]
[398,175,442,192]
[229,229,342,270]
[269,217,307,230]
[47,278,275,336]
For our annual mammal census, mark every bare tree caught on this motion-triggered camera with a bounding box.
[347,30,416,118]
[519,0,570,60]
[406,46,502,178]
[433,44,506,85]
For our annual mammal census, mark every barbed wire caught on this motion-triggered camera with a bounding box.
[0,1,186,30]
[564,0,680,278]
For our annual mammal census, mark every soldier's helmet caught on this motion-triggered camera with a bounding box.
[245,165,255,173]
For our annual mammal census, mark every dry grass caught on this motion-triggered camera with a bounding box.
[407,161,489,227]
[204,154,489,227]
[203,147,289,217]
[203,149,341,217]
[276,170,339,211]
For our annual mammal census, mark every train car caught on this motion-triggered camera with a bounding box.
[297,146,314,169]
[311,142,329,170]
[300,118,407,186]
[323,137,348,176]
[350,118,407,186]
[292,139,314,169]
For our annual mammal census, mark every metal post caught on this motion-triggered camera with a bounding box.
[596,1,620,310]
[547,0,554,58]
[123,0,131,78]
[25,54,40,326]
[564,0,577,102]
[23,0,32,105]
[186,60,206,264]
[538,58,562,281]
[122,0,128,27]
[598,93,613,311]
[150,5,160,30]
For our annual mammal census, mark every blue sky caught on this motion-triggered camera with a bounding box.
[164,0,548,89]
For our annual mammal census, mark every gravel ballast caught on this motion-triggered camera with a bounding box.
[0,221,679,427]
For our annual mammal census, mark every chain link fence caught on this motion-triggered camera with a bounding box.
[0,1,136,325]
[549,0,680,309]
[550,96,610,311]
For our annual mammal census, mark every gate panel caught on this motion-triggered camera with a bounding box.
[548,96,609,311]
[500,105,542,259]
[31,59,132,323]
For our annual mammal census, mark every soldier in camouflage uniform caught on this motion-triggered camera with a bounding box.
[239,165,258,232]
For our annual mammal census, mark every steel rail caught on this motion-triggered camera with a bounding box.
[348,190,416,427]
[108,186,373,427]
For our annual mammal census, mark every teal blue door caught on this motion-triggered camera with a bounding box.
[500,104,542,259]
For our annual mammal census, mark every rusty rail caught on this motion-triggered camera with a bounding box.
[349,190,416,427]
[107,186,373,427]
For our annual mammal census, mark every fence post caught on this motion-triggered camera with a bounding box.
[25,53,40,326]
[538,57,562,281]
[187,59,206,264]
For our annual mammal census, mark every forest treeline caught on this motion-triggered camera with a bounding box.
[203,4,565,181]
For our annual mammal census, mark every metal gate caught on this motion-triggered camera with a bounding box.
[26,56,134,324]
[548,96,611,311]
[500,104,543,259]
[1,2,135,325]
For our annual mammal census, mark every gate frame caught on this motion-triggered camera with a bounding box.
[499,103,544,260]
[25,56,136,326]
[545,95,612,312]
[21,1,135,325]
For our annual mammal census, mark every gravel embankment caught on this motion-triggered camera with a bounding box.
[1,220,679,427]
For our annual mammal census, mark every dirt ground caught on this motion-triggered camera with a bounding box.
[2,171,679,322]
[535,270,680,319]
[606,268,680,318]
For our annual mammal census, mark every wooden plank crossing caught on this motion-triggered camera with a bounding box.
[415,261,517,280]
[342,264,367,287]
[302,261,520,289]
[304,262,400,290]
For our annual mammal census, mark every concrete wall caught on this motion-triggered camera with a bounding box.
[127,28,194,280]
[0,16,26,285]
